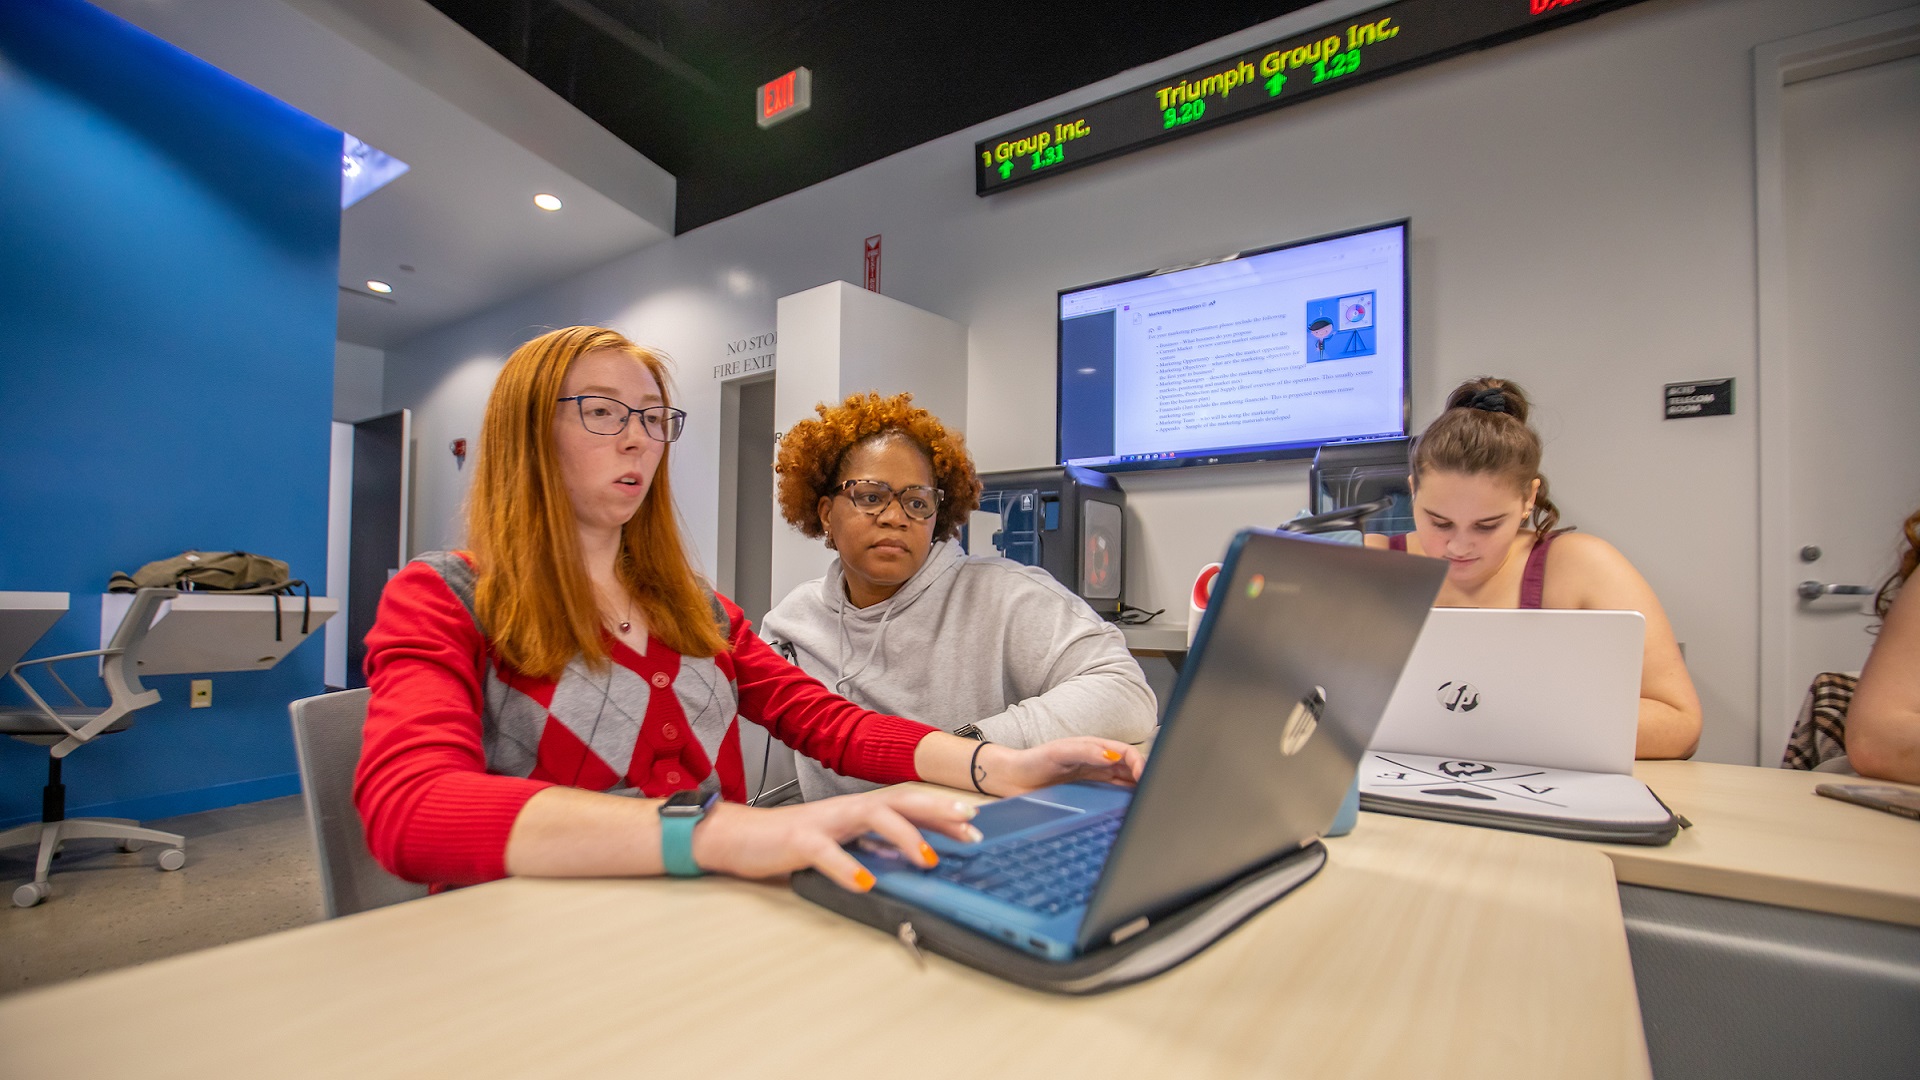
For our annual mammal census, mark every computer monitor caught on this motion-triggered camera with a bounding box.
[1058,220,1409,473]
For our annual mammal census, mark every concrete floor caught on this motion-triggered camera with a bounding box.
[0,796,321,996]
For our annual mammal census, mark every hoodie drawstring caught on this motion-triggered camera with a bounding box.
[834,595,898,697]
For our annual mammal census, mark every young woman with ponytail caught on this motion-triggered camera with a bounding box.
[1365,378,1703,759]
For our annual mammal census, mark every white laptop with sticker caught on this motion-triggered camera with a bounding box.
[1359,608,1682,844]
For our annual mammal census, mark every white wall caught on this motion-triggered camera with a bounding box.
[333,340,385,422]
[385,0,1907,764]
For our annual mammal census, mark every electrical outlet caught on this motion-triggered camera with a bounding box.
[190,679,212,708]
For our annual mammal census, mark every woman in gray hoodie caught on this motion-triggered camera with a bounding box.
[762,391,1159,801]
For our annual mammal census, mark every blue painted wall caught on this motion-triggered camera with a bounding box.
[0,0,340,827]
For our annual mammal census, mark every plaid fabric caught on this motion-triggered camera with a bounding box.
[1781,672,1860,770]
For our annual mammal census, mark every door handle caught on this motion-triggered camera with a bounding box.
[1798,580,1874,601]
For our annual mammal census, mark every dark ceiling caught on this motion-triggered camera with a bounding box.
[425,0,1319,233]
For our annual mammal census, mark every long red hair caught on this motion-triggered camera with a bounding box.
[466,326,726,677]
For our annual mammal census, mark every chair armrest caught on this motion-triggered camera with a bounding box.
[10,647,115,672]
[6,667,82,739]
[7,649,121,738]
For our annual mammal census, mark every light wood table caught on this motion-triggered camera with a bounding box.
[1608,760,1920,927]
[0,811,1648,1080]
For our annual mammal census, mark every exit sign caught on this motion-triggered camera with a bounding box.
[757,67,811,129]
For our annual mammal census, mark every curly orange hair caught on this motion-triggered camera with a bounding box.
[775,391,981,543]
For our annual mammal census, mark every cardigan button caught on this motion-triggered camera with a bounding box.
[650,672,670,689]
[661,723,677,740]
[665,770,683,785]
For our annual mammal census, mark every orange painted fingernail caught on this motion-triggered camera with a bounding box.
[919,842,939,866]
[854,868,876,892]
[1103,749,1122,762]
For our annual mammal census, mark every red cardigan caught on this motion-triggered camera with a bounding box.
[354,554,937,886]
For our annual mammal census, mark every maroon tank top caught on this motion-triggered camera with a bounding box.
[1386,530,1562,609]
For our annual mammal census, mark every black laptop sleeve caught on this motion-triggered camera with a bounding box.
[790,841,1326,995]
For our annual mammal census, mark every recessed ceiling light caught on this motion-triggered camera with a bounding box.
[533,193,563,211]
[366,280,393,294]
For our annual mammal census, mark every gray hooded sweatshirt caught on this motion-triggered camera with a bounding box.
[760,539,1158,801]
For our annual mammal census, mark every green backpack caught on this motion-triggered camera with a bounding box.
[108,550,312,640]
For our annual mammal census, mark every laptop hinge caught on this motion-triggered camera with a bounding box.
[1109,915,1150,946]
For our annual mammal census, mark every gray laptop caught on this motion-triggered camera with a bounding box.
[847,528,1445,960]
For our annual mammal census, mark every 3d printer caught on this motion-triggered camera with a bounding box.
[971,466,1125,618]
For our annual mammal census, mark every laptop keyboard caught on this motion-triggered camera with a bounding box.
[927,810,1124,916]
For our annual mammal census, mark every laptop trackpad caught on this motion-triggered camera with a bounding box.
[972,797,1082,840]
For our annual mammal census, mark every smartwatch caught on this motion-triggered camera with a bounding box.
[658,789,720,878]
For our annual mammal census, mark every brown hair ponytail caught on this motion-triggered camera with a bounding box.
[1876,507,1920,618]
[1411,377,1560,538]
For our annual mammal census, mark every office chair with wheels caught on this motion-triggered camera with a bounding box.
[0,587,186,907]
[288,688,428,917]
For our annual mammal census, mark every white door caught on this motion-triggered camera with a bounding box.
[1765,40,1920,760]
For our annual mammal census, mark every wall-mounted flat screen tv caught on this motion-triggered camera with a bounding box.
[1058,220,1408,472]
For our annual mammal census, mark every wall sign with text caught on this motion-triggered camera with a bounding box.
[714,331,776,381]
[974,0,1650,195]
[757,68,811,129]
[1664,379,1733,419]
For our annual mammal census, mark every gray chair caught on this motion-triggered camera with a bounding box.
[288,688,428,917]
[0,588,188,908]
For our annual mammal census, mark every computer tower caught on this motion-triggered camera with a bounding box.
[972,466,1125,617]
[1309,438,1413,535]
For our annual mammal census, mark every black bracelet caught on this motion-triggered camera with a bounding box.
[969,740,992,797]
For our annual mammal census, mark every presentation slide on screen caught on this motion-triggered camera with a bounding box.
[1060,227,1404,464]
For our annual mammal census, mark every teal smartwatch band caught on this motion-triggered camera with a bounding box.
[658,790,718,878]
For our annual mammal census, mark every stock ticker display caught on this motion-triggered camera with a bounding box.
[974,0,1649,195]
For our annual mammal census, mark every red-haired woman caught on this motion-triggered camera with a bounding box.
[354,327,1142,892]
[763,392,1157,801]
[1364,378,1703,759]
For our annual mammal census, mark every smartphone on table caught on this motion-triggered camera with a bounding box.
[1815,782,1920,821]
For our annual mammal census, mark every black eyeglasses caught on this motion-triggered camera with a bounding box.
[833,479,943,521]
[557,395,686,443]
